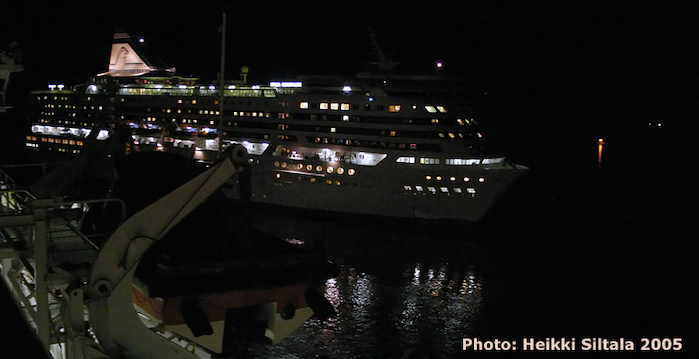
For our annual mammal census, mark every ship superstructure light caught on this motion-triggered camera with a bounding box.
[279,81,303,88]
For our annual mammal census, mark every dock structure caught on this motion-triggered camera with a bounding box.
[0,172,125,358]
[0,168,214,359]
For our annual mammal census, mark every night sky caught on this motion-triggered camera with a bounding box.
[2,2,695,167]
[1,1,697,357]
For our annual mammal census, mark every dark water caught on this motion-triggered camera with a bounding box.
[249,227,485,358]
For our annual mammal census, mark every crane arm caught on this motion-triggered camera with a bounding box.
[86,146,247,359]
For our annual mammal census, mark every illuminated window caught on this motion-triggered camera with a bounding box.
[192,100,197,104]
[454,188,462,193]
[404,185,411,191]
[337,167,344,175]
[440,187,449,193]
[389,105,401,112]
[390,130,396,136]
[326,166,334,173]
[479,177,485,183]
[316,165,323,172]
[467,188,476,194]
[306,164,313,171]
[396,156,415,164]
[348,168,355,176]
[447,159,481,166]
[431,119,439,124]
[436,176,442,181]
[419,158,440,165]
[341,103,350,111]
[300,101,309,109]
[330,103,339,110]
[437,106,447,113]
[482,157,504,164]
[464,177,470,182]
[425,106,437,113]
[416,186,423,192]
[320,102,329,110]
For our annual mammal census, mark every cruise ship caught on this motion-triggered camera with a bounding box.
[26,33,527,221]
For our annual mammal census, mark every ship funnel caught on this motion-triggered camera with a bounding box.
[98,33,175,77]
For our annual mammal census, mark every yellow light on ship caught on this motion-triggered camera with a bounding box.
[597,138,606,169]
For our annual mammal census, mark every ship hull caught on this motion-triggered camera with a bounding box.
[221,154,527,221]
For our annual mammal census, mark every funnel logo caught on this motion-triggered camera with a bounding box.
[116,46,129,68]
[104,43,152,76]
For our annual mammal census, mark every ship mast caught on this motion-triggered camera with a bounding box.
[218,12,226,157]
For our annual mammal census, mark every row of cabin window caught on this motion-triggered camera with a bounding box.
[224,119,481,140]
[300,102,425,113]
[220,131,442,152]
[309,136,442,152]
[289,112,473,126]
[35,119,94,127]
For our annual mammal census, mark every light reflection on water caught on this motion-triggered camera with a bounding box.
[253,260,483,358]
